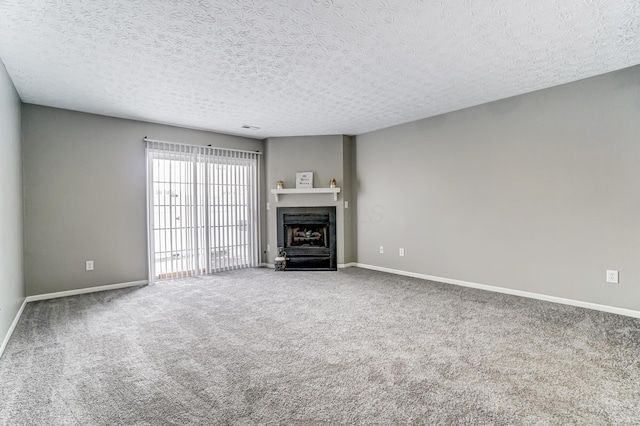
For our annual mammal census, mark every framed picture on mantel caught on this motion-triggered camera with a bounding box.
[296,172,313,189]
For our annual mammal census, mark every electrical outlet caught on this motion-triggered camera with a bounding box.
[345,201,349,209]
[86,260,94,271]
[606,270,619,284]
[399,248,405,256]
[379,246,384,254]
[267,244,270,252]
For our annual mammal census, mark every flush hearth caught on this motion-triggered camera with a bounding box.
[276,206,337,271]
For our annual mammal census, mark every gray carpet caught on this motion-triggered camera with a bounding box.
[1,268,639,425]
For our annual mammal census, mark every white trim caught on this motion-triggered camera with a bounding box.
[25,280,148,302]
[261,263,275,269]
[144,137,262,155]
[271,187,340,202]
[0,298,28,359]
[355,263,640,319]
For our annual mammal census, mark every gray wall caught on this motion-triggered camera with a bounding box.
[342,136,355,264]
[355,65,640,311]
[22,105,262,296]
[264,136,354,265]
[0,60,25,346]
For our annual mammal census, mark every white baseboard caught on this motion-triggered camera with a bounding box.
[355,263,640,319]
[25,280,148,302]
[0,298,28,360]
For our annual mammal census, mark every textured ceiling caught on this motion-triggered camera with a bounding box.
[1,0,639,139]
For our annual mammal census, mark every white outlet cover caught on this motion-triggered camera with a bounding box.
[86,260,94,271]
[379,246,384,254]
[606,270,619,284]
[399,248,405,256]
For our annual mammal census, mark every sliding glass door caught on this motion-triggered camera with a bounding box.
[146,140,260,281]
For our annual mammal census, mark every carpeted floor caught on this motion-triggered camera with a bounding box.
[1,267,639,425]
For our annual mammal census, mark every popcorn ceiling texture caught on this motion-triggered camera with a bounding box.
[0,0,639,138]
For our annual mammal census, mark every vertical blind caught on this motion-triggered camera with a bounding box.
[145,138,260,281]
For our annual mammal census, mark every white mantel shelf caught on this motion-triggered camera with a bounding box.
[271,187,341,202]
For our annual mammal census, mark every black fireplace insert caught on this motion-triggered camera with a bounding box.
[276,206,337,271]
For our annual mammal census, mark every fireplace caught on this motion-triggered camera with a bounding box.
[276,206,337,271]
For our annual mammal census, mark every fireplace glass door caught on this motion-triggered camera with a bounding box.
[286,224,328,248]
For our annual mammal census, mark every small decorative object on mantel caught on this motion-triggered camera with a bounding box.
[296,172,313,189]
[277,180,284,189]
[330,178,337,188]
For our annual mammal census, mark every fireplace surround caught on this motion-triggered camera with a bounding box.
[276,206,337,271]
